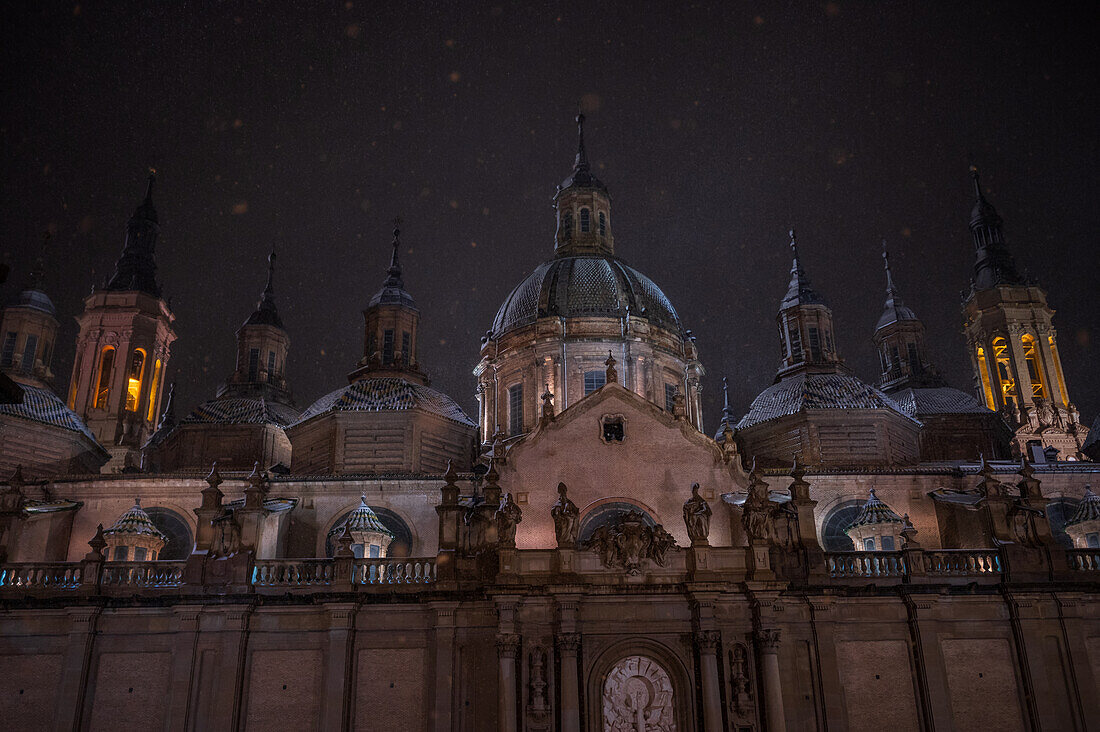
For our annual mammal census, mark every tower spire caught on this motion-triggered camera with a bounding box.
[780,228,824,310]
[882,238,897,298]
[243,244,283,328]
[105,169,162,297]
[968,165,1021,289]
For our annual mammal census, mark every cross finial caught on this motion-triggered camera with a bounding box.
[574,113,588,171]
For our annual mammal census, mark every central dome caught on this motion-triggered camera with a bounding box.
[491,255,682,337]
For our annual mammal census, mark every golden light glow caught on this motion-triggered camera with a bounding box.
[1049,335,1068,406]
[1020,335,1047,399]
[125,348,146,412]
[975,347,996,410]
[991,337,1017,406]
[94,347,115,409]
[146,358,162,422]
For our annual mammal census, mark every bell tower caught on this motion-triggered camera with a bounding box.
[775,230,842,379]
[67,171,176,464]
[553,114,614,258]
[961,168,1086,459]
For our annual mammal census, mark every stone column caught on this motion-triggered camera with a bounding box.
[431,602,459,730]
[557,633,581,732]
[696,630,724,732]
[757,628,786,731]
[497,633,521,732]
[321,603,356,731]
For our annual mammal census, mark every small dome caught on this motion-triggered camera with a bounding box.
[367,283,416,309]
[875,301,919,331]
[182,397,300,427]
[491,255,681,338]
[737,372,917,430]
[846,488,904,529]
[297,377,475,426]
[103,499,168,541]
[5,288,56,316]
[1065,486,1100,528]
[328,496,395,539]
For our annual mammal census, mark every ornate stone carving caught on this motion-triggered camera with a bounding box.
[496,632,522,657]
[495,492,523,548]
[682,483,711,546]
[755,628,781,655]
[209,511,242,558]
[584,511,676,575]
[602,655,676,732]
[556,632,581,654]
[729,643,754,715]
[551,482,579,548]
[529,645,549,710]
[694,629,720,652]
[742,463,773,542]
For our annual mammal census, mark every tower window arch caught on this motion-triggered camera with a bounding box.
[580,207,590,233]
[94,346,116,409]
[125,348,146,411]
[146,358,162,422]
[991,337,1017,407]
[598,211,606,236]
[1020,334,1047,399]
[508,382,524,436]
[975,346,996,410]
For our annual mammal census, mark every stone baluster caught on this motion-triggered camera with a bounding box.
[757,628,786,731]
[695,630,724,732]
[497,633,521,732]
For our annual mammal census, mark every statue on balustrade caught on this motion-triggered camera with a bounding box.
[682,482,711,545]
[551,482,579,548]
[742,463,773,543]
[496,492,522,548]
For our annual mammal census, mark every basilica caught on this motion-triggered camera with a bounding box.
[1,117,1098,731]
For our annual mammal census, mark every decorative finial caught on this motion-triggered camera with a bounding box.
[134,497,141,507]
[385,217,404,287]
[788,228,801,264]
[264,243,276,295]
[722,376,731,413]
[145,168,156,201]
[882,237,898,295]
[604,350,617,383]
[574,113,588,171]
[360,494,368,506]
[969,165,984,200]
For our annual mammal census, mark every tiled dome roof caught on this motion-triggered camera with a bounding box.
[182,397,300,427]
[5,288,56,316]
[328,496,395,539]
[846,488,904,529]
[889,387,992,418]
[1065,486,1100,528]
[103,499,168,541]
[491,256,681,337]
[0,384,100,443]
[297,377,474,426]
[737,372,918,430]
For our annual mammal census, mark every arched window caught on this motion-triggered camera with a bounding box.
[1044,498,1080,550]
[1048,335,1068,406]
[143,507,194,559]
[324,507,413,558]
[583,370,606,395]
[508,383,524,436]
[821,500,864,551]
[94,346,116,409]
[580,208,590,233]
[125,348,146,412]
[598,211,606,236]
[146,359,162,422]
[991,337,1017,407]
[975,346,996,409]
[578,502,656,544]
[1020,334,1047,399]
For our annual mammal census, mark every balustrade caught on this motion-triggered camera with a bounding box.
[1067,549,1100,572]
[825,551,907,578]
[252,559,333,587]
[356,558,435,585]
[923,550,1002,575]
[0,563,82,590]
[100,561,185,589]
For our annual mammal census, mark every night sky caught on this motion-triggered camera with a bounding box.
[2,2,1097,432]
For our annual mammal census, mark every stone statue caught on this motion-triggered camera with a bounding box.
[742,467,772,543]
[495,492,523,548]
[551,482,579,548]
[682,482,711,545]
[1037,399,1055,429]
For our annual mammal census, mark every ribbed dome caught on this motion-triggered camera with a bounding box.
[1065,486,1100,528]
[182,397,300,427]
[847,488,904,528]
[104,499,168,541]
[328,496,395,539]
[297,377,475,426]
[491,255,681,337]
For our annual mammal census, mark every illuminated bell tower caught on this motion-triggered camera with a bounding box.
[68,172,176,464]
[962,168,1086,459]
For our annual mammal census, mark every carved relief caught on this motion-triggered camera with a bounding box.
[602,655,676,732]
[728,643,754,716]
[584,511,676,575]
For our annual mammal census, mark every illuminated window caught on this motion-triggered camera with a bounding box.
[1048,336,1068,406]
[508,383,524,436]
[125,348,146,412]
[94,346,115,409]
[146,359,162,422]
[991,337,1017,407]
[584,370,606,395]
[598,211,606,236]
[975,347,996,410]
[1021,335,1047,399]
